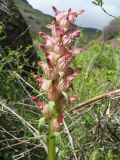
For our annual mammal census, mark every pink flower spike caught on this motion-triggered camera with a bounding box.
[70,95,78,102]
[34,75,51,90]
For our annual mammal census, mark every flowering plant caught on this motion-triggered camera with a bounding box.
[32,6,84,160]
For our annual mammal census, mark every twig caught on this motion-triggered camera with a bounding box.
[0,2,12,15]
[101,6,117,19]
[68,89,120,113]
[10,25,31,45]
[16,73,44,96]
[0,101,47,152]
[63,120,78,160]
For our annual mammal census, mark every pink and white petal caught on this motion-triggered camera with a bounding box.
[70,95,78,102]
[38,61,48,71]
[32,97,46,110]
[34,75,42,83]
[78,9,85,15]
[67,73,77,81]
[34,75,52,91]
[39,32,46,38]
[58,73,77,91]
[57,54,73,72]
[71,48,83,55]
[73,67,82,72]
[71,30,81,38]
[41,79,52,91]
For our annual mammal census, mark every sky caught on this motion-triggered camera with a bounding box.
[26,0,120,30]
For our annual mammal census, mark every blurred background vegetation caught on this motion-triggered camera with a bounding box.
[0,0,120,159]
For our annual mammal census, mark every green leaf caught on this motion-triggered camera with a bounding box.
[90,150,100,160]
[54,132,65,148]
[38,117,45,130]
[92,0,104,6]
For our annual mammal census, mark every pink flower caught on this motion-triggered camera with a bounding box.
[71,30,81,38]
[52,118,61,132]
[68,10,84,23]
[32,96,45,110]
[62,30,80,47]
[52,7,85,30]
[70,48,83,55]
[39,61,57,80]
[58,73,77,92]
[56,54,73,72]
[45,67,57,80]
[32,97,51,118]
[34,75,60,100]
[47,23,64,38]
[69,95,78,102]
[34,75,52,91]
[56,47,82,72]
[52,113,64,132]
[53,43,67,56]
[39,61,48,71]
[40,45,58,66]
[47,51,60,65]
[46,81,60,101]
[57,112,64,123]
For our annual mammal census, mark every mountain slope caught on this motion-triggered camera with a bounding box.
[13,0,100,39]
[0,0,37,71]
[99,19,120,48]
[13,0,53,34]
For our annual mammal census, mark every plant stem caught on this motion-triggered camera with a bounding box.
[48,119,56,160]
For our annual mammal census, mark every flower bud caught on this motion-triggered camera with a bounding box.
[52,118,61,132]
[52,113,64,132]
[69,95,78,102]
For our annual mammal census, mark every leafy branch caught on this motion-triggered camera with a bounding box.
[92,0,117,18]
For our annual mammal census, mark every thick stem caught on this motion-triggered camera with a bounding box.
[48,119,56,160]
